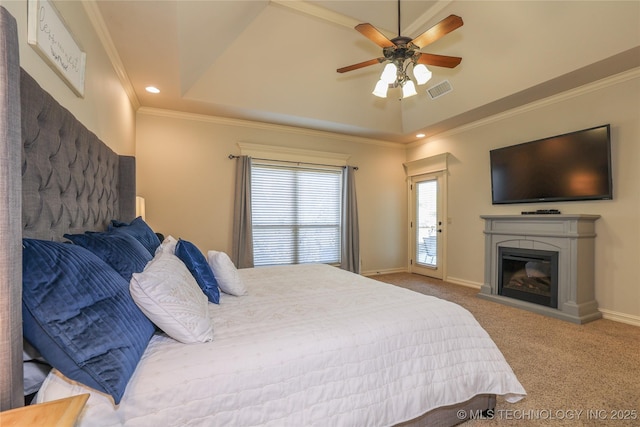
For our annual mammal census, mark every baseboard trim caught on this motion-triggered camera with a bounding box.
[444,276,482,289]
[366,272,640,328]
[447,278,640,327]
[362,267,407,277]
[599,309,640,327]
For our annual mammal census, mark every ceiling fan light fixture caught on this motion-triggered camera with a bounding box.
[336,1,463,101]
[402,79,417,98]
[372,79,389,98]
[380,63,398,84]
[413,63,432,85]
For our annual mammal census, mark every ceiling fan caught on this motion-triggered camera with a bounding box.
[337,1,463,99]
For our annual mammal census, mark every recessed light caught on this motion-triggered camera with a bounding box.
[416,133,425,138]
[145,86,160,94]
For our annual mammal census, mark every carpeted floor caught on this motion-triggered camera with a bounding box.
[372,273,640,426]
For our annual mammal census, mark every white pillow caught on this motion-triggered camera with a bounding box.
[130,251,214,343]
[206,251,247,296]
[155,235,178,255]
[23,341,50,395]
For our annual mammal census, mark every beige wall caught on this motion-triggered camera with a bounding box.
[2,0,135,154]
[135,110,408,274]
[5,0,637,322]
[137,71,639,322]
[407,71,640,322]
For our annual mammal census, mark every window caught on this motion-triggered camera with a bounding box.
[251,162,342,266]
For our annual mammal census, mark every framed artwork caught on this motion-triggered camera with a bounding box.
[27,0,86,97]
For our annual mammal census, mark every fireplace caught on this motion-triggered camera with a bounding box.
[498,247,558,308]
[479,214,602,324]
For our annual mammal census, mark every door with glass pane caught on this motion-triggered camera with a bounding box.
[410,173,444,279]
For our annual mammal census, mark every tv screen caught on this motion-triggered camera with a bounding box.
[490,124,612,204]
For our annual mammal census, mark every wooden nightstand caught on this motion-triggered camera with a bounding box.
[0,394,89,427]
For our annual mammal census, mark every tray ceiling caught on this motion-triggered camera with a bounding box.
[92,0,640,143]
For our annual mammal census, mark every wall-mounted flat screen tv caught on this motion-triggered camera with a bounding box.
[490,124,612,204]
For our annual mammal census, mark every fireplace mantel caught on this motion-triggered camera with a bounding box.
[479,214,601,323]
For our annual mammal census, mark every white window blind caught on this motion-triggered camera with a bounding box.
[251,162,342,266]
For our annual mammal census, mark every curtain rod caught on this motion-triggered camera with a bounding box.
[228,154,358,170]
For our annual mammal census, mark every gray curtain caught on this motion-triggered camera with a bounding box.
[231,156,254,268]
[340,166,360,273]
[0,6,24,410]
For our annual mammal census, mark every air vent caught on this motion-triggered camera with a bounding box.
[427,80,453,99]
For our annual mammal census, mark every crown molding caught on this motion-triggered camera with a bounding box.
[82,0,140,110]
[404,1,454,36]
[272,0,453,41]
[137,107,404,149]
[271,0,366,32]
[408,67,640,148]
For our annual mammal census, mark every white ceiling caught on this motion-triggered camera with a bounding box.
[92,0,640,144]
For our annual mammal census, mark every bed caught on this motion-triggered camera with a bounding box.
[0,6,525,426]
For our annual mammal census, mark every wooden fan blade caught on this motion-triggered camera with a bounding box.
[355,23,395,48]
[417,53,462,68]
[337,58,384,73]
[411,15,463,49]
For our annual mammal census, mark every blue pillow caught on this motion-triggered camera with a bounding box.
[109,217,160,256]
[22,239,155,404]
[64,231,152,281]
[175,239,220,304]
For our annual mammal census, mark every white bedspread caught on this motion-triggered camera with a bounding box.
[37,264,525,426]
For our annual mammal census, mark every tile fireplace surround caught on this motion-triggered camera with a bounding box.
[479,214,601,324]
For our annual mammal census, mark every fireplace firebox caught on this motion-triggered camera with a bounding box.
[498,247,558,308]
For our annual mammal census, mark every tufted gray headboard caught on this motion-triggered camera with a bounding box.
[20,69,136,240]
[1,5,136,410]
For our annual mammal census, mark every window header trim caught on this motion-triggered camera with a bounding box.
[237,142,350,167]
